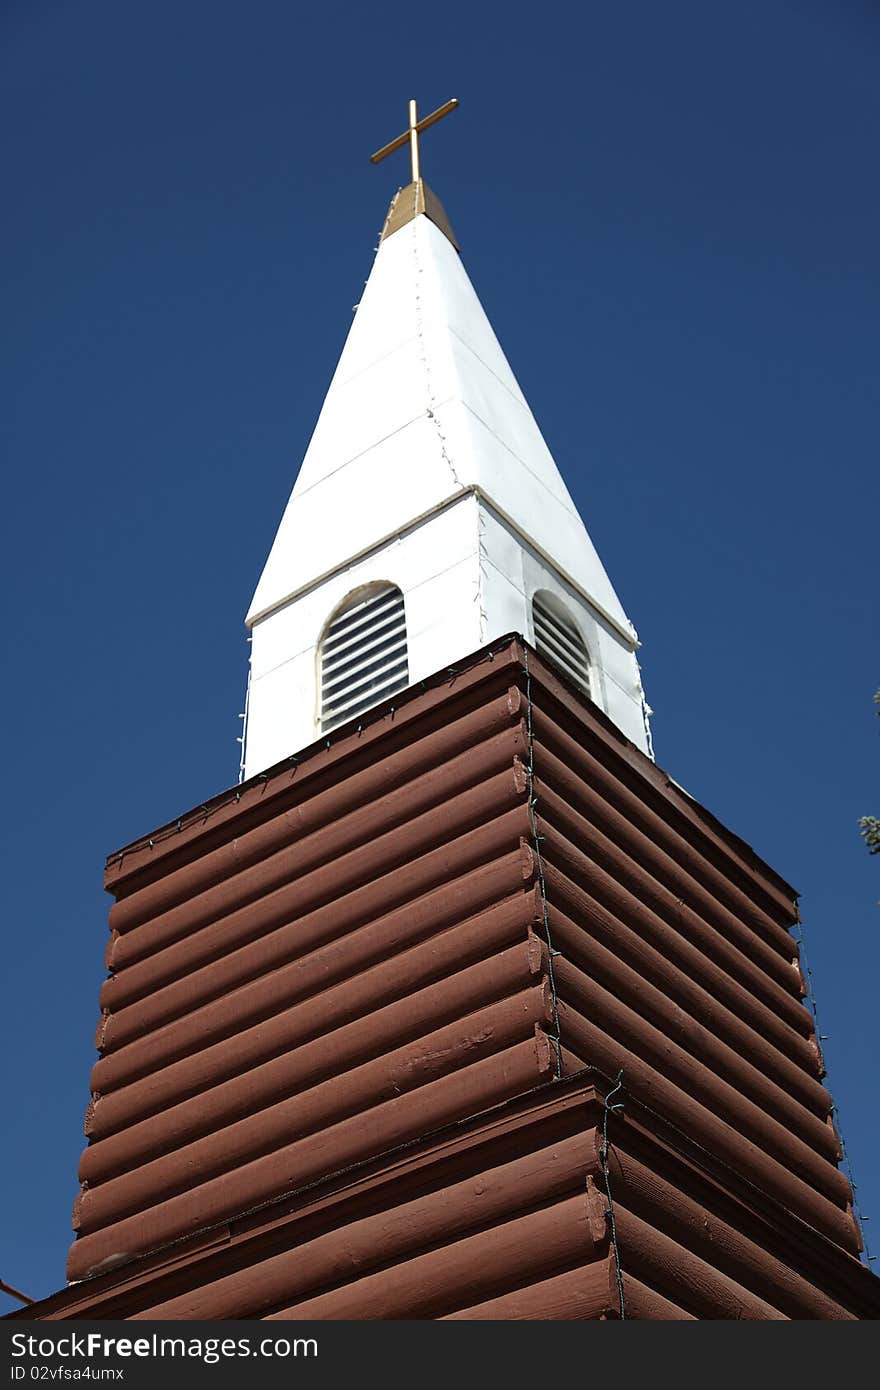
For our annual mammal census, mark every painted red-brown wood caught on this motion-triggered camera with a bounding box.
[539,790,807,1026]
[107,732,526,992]
[101,763,528,1021]
[47,640,874,1318]
[109,696,525,939]
[617,1274,698,1321]
[88,888,542,1140]
[525,659,797,921]
[556,1001,858,1253]
[549,930,838,1163]
[546,864,829,1114]
[604,1140,856,1319]
[441,1259,616,1320]
[105,658,525,894]
[133,1129,599,1320]
[444,1266,696,1321]
[540,815,813,1044]
[531,713,798,958]
[613,1204,788,1319]
[92,844,535,1094]
[554,957,847,1204]
[96,807,534,1063]
[79,987,553,1232]
[82,939,545,1182]
[264,1189,603,1320]
[67,1031,553,1280]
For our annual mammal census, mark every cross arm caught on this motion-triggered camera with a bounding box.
[370,98,459,165]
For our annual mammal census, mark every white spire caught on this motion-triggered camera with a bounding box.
[243,185,651,775]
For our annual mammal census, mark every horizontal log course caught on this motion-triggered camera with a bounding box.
[87,888,542,1140]
[67,1031,554,1282]
[80,986,553,1230]
[442,1258,616,1321]
[442,1261,695,1320]
[132,1129,601,1320]
[545,862,829,1114]
[540,813,813,1043]
[264,1188,605,1320]
[555,1001,859,1254]
[617,1274,697,1321]
[92,843,535,1095]
[604,1140,857,1319]
[530,712,797,955]
[536,779,802,1005]
[109,695,525,937]
[107,663,525,893]
[56,654,875,1319]
[82,937,546,1182]
[548,916,838,1162]
[108,733,525,990]
[97,802,534,1059]
[525,671,797,923]
[103,759,528,1012]
[553,957,845,1201]
[614,1203,788,1319]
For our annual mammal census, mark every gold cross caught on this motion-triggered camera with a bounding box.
[370,98,459,183]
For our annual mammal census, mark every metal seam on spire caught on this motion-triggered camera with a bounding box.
[411,222,464,493]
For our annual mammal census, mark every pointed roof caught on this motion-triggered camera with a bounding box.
[379,178,459,249]
[247,188,636,643]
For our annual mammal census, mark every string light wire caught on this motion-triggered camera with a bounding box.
[600,1070,626,1319]
[795,916,873,1264]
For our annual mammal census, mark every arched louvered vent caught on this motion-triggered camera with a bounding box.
[321,585,408,733]
[532,592,591,696]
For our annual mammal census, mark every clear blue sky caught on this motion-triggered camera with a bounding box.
[2,1,878,1309]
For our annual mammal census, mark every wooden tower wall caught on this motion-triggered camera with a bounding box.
[15,638,878,1319]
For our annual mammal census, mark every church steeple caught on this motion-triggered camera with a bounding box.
[21,103,875,1324]
[243,105,651,777]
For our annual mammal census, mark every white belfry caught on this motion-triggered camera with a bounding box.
[243,181,651,776]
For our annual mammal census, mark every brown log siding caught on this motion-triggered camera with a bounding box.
[43,638,872,1319]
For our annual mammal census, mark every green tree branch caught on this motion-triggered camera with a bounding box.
[859,691,880,856]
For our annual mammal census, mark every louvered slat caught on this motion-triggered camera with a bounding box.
[533,594,591,695]
[321,619,407,696]
[322,589,402,657]
[321,586,409,732]
[322,645,409,722]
